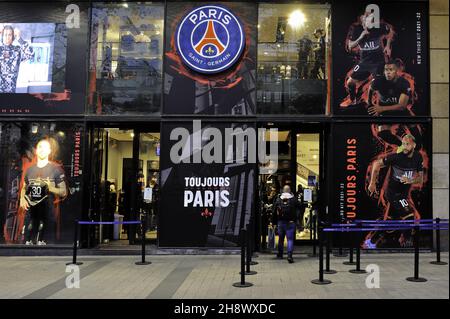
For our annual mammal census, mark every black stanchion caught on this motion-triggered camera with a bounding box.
[308,214,318,257]
[430,218,448,265]
[241,224,257,275]
[343,247,356,266]
[233,229,253,288]
[333,232,348,258]
[324,230,337,274]
[311,226,332,285]
[135,214,151,265]
[66,220,83,266]
[406,225,427,282]
[349,223,367,274]
[249,219,259,265]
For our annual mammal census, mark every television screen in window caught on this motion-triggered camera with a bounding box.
[0,23,57,93]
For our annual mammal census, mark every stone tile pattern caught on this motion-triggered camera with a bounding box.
[0,254,448,299]
[430,0,449,250]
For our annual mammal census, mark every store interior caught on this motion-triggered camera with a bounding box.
[259,129,320,249]
[94,128,160,246]
[257,4,331,114]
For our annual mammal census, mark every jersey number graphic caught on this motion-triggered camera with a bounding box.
[31,186,42,196]
[399,199,409,208]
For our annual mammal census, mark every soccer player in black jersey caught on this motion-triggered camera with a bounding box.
[364,134,424,249]
[19,139,68,245]
[340,9,394,107]
[367,60,412,117]
[368,59,417,147]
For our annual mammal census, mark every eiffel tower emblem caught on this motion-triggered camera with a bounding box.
[194,20,226,56]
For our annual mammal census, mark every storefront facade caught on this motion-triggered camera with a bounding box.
[0,0,433,251]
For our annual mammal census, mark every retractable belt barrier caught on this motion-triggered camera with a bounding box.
[311,218,448,285]
[66,218,151,266]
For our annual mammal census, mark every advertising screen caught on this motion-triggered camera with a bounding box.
[1,23,60,94]
[0,2,88,114]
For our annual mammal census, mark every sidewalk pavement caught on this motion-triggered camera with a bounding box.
[0,253,448,299]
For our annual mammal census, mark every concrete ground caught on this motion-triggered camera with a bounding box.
[0,253,448,299]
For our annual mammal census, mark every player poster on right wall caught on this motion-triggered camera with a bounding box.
[332,2,429,116]
[332,122,432,249]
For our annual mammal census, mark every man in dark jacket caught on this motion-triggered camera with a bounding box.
[272,185,300,263]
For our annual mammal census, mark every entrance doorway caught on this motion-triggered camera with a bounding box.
[258,125,322,251]
[87,127,160,247]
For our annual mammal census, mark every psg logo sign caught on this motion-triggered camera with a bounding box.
[176,5,245,74]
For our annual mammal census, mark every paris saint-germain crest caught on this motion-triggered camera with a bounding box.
[176,5,245,74]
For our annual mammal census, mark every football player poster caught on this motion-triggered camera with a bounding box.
[332,122,432,249]
[332,2,429,117]
[0,122,83,245]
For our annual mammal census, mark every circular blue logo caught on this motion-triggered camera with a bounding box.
[176,5,245,74]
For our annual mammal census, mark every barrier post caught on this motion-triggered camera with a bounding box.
[135,214,151,265]
[242,224,257,275]
[349,223,367,274]
[66,219,83,266]
[430,218,448,265]
[249,219,259,265]
[324,229,337,274]
[343,246,356,266]
[311,225,331,285]
[407,225,427,282]
[333,232,348,258]
[343,228,356,266]
[233,228,253,288]
[308,214,318,257]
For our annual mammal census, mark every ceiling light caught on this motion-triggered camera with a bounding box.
[288,10,306,30]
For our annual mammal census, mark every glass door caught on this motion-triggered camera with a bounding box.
[137,131,160,245]
[295,133,320,241]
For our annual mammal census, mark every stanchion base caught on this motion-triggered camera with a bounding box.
[250,261,258,266]
[324,269,337,274]
[311,279,332,285]
[430,261,448,265]
[240,270,257,275]
[135,261,152,265]
[233,282,253,288]
[406,277,427,282]
[343,261,357,266]
[333,254,348,258]
[349,269,367,274]
[307,254,318,258]
[66,262,83,266]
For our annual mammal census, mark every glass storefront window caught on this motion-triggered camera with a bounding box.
[257,4,331,115]
[88,2,164,115]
